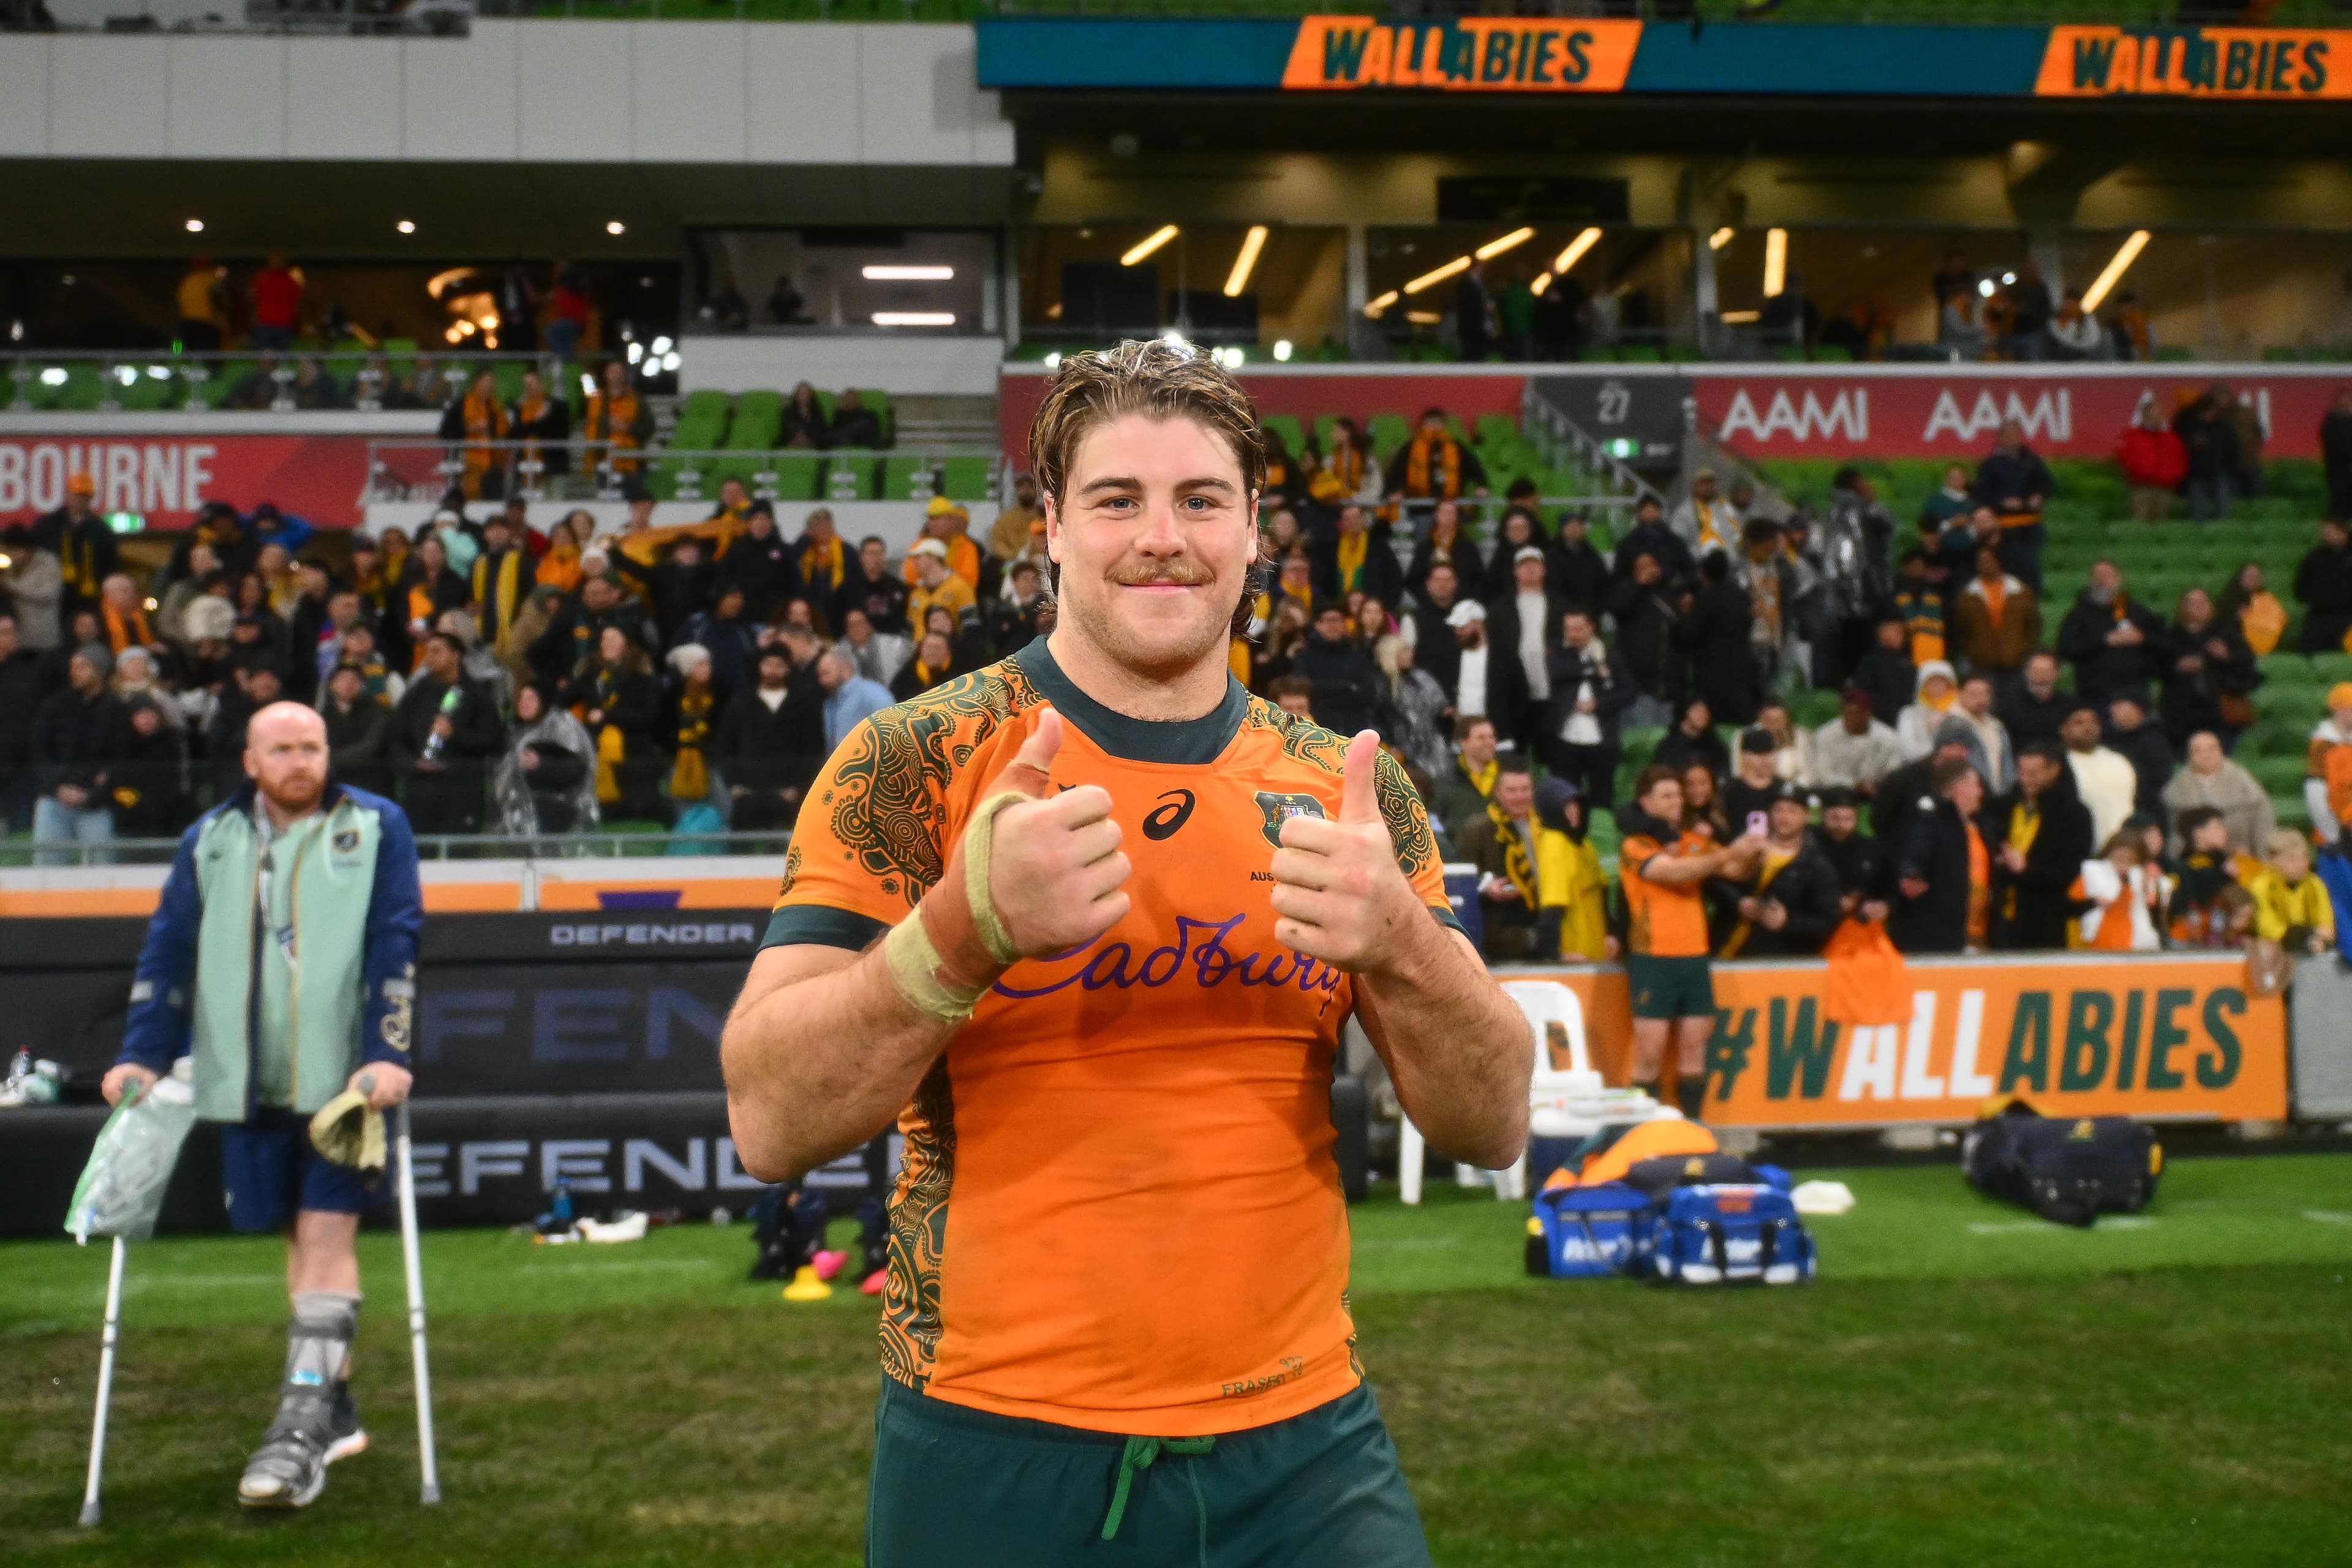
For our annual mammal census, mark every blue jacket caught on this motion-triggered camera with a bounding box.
[118,780,423,1120]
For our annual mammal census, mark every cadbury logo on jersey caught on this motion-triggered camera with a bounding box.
[1253,791,1327,848]
[991,913,1342,1002]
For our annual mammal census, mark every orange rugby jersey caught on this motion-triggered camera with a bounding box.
[1619,826,1714,958]
[764,637,1458,1438]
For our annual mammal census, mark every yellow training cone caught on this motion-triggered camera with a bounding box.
[782,1265,832,1303]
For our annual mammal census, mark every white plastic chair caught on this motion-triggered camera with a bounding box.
[1400,981,1593,1204]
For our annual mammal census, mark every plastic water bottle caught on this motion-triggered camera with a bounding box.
[420,685,462,762]
[551,1179,573,1228]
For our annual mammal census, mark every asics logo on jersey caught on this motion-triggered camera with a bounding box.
[992,913,1341,1001]
[1142,790,1197,841]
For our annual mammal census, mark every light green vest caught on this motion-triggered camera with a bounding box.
[189,796,386,1121]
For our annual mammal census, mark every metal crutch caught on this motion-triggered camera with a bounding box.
[393,1101,442,1504]
[78,1235,128,1526]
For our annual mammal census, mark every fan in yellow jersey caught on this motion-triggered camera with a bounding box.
[722,341,1531,1568]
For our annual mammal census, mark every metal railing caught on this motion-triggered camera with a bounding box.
[3,828,790,868]
[2,349,627,417]
[362,435,1001,506]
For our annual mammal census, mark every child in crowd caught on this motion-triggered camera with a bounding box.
[2168,806,2242,947]
[2074,831,2166,951]
[2244,829,2337,956]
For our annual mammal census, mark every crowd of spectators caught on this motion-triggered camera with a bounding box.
[4,399,2350,965]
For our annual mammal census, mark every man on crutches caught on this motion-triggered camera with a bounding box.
[100,701,423,1511]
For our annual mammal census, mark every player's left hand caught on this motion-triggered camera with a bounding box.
[1268,731,1423,974]
[350,1062,413,1110]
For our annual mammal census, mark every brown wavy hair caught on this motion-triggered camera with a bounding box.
[1027,339,1270,637]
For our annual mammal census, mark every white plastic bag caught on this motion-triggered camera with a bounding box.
[64,1060,198,1243]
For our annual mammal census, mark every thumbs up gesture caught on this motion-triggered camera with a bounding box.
[981,707,1132,958]
[1268,731,1420,974]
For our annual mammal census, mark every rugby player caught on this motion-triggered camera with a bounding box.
[723,340,1530,1566]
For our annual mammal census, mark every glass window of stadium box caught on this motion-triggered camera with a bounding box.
[689,230,996,336]
[1363,225,1679,362]
[1015,224,1348,361]
[1702,228,2352,364]
[0,258,680,411]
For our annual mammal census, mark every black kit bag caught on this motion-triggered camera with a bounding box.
[1963,1098,2163,1229]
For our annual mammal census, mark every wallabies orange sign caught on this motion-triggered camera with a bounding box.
[2037,26,2350,98]
[1280,16,1642,93]
[1529,954,2287,1128]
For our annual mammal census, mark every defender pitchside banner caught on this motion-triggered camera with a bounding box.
[1527,952,2287,1129]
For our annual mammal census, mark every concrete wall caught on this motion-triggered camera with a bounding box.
[0,21,1014,167]
[678,332,1006,398]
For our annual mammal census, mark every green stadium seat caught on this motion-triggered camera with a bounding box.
[939,456,995,502]
[1262,413,1306,458]
[2266,687,2326,728]
[2310,653,2352,685]
[881,455,938,502]
[856,388,894,444]
[731,391,783,450]
[1368,413,1410,460]
[1793,688,1843,729]
[2250,755,2310,797]
[2258,652,2315,684]
[765,453,826,502]
[826,454,878,501]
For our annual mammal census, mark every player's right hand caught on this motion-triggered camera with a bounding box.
[102,1063,158,1107]
[984,707,1131,956]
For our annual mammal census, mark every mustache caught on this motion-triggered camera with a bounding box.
[1107,564,1215,587]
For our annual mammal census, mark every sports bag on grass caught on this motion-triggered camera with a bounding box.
[1529,1181,1654,1279]
[1645,1184,1816,1286]
[1962,1099,2162,1229]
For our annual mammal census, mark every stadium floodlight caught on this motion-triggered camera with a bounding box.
[1530,274,1550,296]
[1122,225,1179,266]
[1554,228,1602,273]
[650,336,674,356]
[605,221,625,236]
[873,312,957,327]
[1709,228,1735,251]
[1721,310,1761,324]
[40,367,66,386]
[864,265,954,281]
[1474,227,1534,262]
[1363,290,1400,318]
[1977,277,1996,299]
[1224,226,1268,298]
[1044,352,1062,369]
[1763,228,1789,298]
[184,219,203,233]
[1403,255,1471,295]
[2081,230,2151,312]
[627,342,643,364]
[1273,339,1293,361]
[397,221,416,235]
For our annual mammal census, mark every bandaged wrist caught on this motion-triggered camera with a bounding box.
[882,790,1030,1023]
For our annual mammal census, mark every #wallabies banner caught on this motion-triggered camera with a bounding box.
[1527,952,2287,1128]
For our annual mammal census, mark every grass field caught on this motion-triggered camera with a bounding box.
[6,1155,2351,1566]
